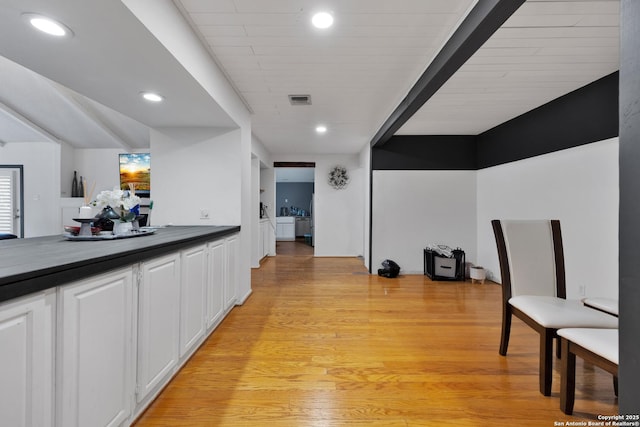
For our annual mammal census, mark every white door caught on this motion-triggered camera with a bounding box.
[224,235,238,310]
[137,253,181,402]
[179,245,207,359]
[57,268,134,427]
[206,239,225,330]
[0,167,22,237]
[0,290,55,427]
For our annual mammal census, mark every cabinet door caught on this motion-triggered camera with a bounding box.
[207,239,225,329]
[258,221,264,259]
[284,223,295,239]
[137,253,180,402]
[301,218,311,235]
[261,221,270,257]
[0,290,55,427]
[225,235,238,310]
[180,245,207,358]
[58,268,134,427]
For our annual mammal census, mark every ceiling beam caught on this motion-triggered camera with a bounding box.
[369,0,526,147]
[0,100,64,145]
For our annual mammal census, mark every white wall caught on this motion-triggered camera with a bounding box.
[60,141,75,197]
[259,166,276,257]
[251,155,261,267]
[274,154,365,257]
[476,138,619,300]
[124,0,253,304]
[372,170,477,274]
[259,166,275,221]
[253,135,275,258]
[0,142,61,237]
[150,127,241,226]
[359,144,371,270]
[74,148,151,196]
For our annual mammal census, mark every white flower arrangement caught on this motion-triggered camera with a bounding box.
[94,186,141,222]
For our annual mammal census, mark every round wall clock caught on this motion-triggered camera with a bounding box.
[328,166,349,189]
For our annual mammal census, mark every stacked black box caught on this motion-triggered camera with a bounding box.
[424,248,465,281]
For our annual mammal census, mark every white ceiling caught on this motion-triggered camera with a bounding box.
[0,55,149,149]
[0,0,620,155]
[176,0,478,154]
[0,0,236,149]
[397,0,619,135]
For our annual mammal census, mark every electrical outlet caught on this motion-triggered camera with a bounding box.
[579,285,586,296]
[200,209,210,219]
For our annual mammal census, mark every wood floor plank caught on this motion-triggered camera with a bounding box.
[134,248,619,426]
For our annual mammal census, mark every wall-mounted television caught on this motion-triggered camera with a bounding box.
[119,153,150,198]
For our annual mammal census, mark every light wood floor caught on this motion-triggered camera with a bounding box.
[276,237,315,256]
[134,248,618,426]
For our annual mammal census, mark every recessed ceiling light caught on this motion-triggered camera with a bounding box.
[23,13,73,37]
[312,12,334,29]
[316,125,327,134]
[141,92,164,102]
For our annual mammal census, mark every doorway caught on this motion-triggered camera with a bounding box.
[274,162,315,255]
[0,165,24,237]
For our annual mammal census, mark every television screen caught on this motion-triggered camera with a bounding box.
[119,153,150,198]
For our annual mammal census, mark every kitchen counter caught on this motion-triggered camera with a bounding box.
[0,225,240,303]
[275,216,295,222]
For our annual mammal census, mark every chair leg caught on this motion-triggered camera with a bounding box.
[560,338,576,414]
[499,305,512,356]
[556,336,562,359]
[614,376,618,397]
[540,329,554,396]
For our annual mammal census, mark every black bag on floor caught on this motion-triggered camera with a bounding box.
[378,259,400,278]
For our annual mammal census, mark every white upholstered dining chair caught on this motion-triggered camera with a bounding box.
[491,219,618,396]
[557,327,618,414]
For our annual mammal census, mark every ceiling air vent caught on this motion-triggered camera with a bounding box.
[288,94,312,105]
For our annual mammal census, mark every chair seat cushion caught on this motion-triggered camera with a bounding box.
[581,297,618,316]
[557,328,618,364]
[509,296,618,329]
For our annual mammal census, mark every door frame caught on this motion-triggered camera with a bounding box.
[273,162,315,255]
[0,165,24,238]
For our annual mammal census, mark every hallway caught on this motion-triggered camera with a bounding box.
[134,254,618,426]
[275,238,314,257]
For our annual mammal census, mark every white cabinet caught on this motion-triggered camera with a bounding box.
[207,234,239,328]
[0,289,55,427]
[207,239,225,330]
[225,234,239,310]
[179,244,207,359]
[57,267,134,427]
[137,253,180,404]
[0,231,241,427]
[295,217,311,237]
[260,219,272,259]
[258,220,264,260]
[276,217,295,241]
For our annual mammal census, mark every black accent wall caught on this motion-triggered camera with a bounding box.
[477,72,619,169]
[372,135,477,170]
[371,72,619,171]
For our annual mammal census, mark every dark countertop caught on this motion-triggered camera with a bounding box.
[0,225,240,303]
